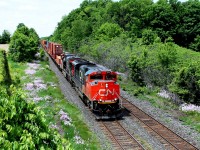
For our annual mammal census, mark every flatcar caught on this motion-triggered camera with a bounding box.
[40,40,123,119]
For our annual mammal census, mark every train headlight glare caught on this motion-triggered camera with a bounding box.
[106,83,108,88]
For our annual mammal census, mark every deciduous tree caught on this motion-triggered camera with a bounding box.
[1,30,11,44]
[9,24,39,62]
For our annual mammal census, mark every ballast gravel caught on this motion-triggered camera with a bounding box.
[48,54,200,150]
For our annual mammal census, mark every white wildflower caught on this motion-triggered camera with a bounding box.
[59,109,72,126]
[50,123,59,130]
[180,103,200,113]
[158,90,170,99]
[74,135,84,144]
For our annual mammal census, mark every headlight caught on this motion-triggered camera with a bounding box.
[106,83,108,88]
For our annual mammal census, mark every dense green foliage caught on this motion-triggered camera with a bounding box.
[0,86,68,149]
[9,23,39,62]
[128,42,200,104]
[0,30,11,44]
[171,62,200,104]
[50,0,200,104]
[0,53,69,149]
[51,0,200,51]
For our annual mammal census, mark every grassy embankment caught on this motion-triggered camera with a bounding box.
[8,56,101,149]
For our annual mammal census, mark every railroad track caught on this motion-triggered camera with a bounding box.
[98,120,145,150]
[121,97,198,150]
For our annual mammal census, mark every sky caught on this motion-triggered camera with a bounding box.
[0,0,83,37]
[0,0,186,37]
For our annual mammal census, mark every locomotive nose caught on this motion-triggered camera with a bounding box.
[95,81,120,104]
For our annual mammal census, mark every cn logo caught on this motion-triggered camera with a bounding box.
[98,89,115,96]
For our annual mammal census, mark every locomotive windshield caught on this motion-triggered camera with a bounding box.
[90,74,103,80]
[90,74,116,80]
[106,74,116,80]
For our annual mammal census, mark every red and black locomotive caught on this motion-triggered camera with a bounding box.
[41,40,123,119]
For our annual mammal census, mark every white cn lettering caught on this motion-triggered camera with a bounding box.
[98,89,115,96]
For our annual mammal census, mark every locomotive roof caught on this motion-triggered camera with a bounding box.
[66,55,79,60]
[65,54,75,59]
[72,59,94,67]
[82,64,111,76]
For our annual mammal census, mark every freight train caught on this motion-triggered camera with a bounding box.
[40,40,123,119]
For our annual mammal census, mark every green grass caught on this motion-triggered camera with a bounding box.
[180,111,200,133]
[8,56,27,85]
[138,93,178,111]
[122,82,177,110]
[0,49,5,83]
[8,58,101,150]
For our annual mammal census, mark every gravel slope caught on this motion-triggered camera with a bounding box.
[48,55,200,149]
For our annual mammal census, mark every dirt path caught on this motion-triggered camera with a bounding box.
[0,44,9,52]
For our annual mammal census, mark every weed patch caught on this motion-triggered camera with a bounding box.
[180,111,200,132]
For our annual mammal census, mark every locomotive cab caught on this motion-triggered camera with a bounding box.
[85,71,120,104]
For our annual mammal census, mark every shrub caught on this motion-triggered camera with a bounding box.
[142,29,157,45]
[9,24,39,62]
[128,54,144,85]
[171,62,200,104]
[133,87,146,96]
[189,35,200,52]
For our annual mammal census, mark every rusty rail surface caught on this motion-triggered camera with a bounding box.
[98,120,145,150]
[121,97,198,150]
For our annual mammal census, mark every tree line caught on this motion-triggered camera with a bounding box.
[50,0,200,104]
[50,0,200,52]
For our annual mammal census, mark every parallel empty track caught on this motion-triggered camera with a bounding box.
[122,97,198,150]
[98,120,145,150]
